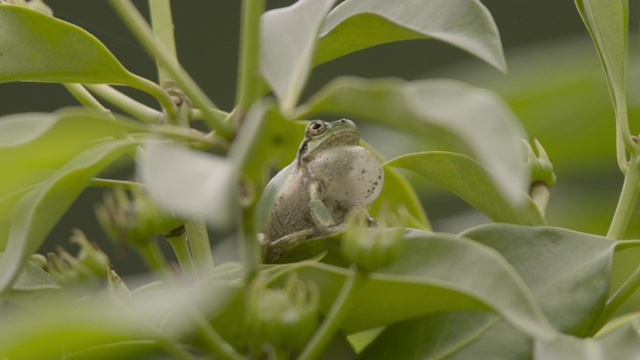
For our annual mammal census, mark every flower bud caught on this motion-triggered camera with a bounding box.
[523,139,556,188]
[96,186,183,247]
[247,273,319,351]
[44,230,110,289]
[341,209,404,272]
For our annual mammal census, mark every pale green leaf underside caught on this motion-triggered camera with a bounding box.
[534,320,640,360]
[0,4,135,85]
[315,0,506,72]
[387,151,543,225]
[260,0,337,112]
[136,142,237,230]
[297,77,529,206]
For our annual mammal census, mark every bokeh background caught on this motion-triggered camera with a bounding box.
[1,0,639,309]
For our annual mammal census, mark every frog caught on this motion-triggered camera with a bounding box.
[255,119,384,261]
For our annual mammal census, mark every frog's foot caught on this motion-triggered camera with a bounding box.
[265,228,315,262]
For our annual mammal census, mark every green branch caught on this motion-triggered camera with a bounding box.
[185,219,215,277]
[235,0,265,117]
[148,0,177,88]
[607,153,640,239]
[85,84,163,123]
[63,83,111,115]
[298,267,368,360]
[107,0,231,136]
[164,225,197,278]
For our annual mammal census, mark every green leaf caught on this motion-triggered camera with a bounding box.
[360,225,628,359]
[0,279,238,359]
[370,166,431,230]
[574,0,628,117]
[259,0,338,112]
[291,229,555,339]
[534,320,640,360]
[0,5,136,85]
[386,151,543,226]
[0,139,138,295]
[297,77,529,205]
[136,142,237,230]
[315,0,506,72]
[62,341,163,360]
[0,109,144,250]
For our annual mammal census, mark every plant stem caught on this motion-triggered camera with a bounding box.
[154,335,198,360]
[530,182,550,219]
[189,308,245,360]
[189,108,230,122]
[89,178,144,191]
[235,0,265,119]
[185,219,215,277]
[63,83,111,115]
[165,225,197,278]
[148,0,177,88]
[85,84,163,123]
[298,267,368,360]
[137,239,169,273]
[590,264,640,336]
[127,74,178,120]
[607,153,640,239]
[108,0,231,136]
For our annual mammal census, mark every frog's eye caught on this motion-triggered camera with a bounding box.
[307,120,327,136]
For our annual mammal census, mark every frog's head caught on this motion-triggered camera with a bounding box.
[297,119,360,164]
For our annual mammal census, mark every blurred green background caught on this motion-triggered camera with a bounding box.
[1,0,639,310]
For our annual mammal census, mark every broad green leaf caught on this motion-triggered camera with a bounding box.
[370,166,431,230]
[289,230,555,339]
[0,139,138,294]
[574,0,628,119]
[62,341,162,360]
[315,0,506,72]
[0,5,137,85]
[137,142,237,230]
[534,320,640,360]
[360,225,629,359]
[260,0,338,112]
[0,109,145,250]
[297,77,529,205]
[387,151,543,226]
[0,279,238,359]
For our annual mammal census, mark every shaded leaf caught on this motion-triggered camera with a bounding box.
[387,151,543,225]
[289,229,554,339]
[260,0,338,112]
[360,225,631,359]
[575,0,628,116]
[370,166,430,230]
[136,142,237,230]
[62,341,164,360]
[0,139,138,294]
[0,109,144,250]
[534,319,640,360]
[0,5,136,85]
[315,0,506,72]
[297,77,529,205]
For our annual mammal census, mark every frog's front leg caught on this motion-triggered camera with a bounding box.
[265,228,315,262]
[308,181,340,231]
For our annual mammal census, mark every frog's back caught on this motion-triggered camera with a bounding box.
[255,165,313,242]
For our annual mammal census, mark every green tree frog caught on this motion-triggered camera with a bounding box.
[256,119,384,260]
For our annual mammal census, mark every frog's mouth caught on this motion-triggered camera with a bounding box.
[311,130,360,154]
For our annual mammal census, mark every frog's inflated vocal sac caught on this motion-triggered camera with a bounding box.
[256,119,384,260]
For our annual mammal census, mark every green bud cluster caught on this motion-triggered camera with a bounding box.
[341,210,404,273]
[44,230,110,288]
[96,185,183,248]
[247,273,319,352]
